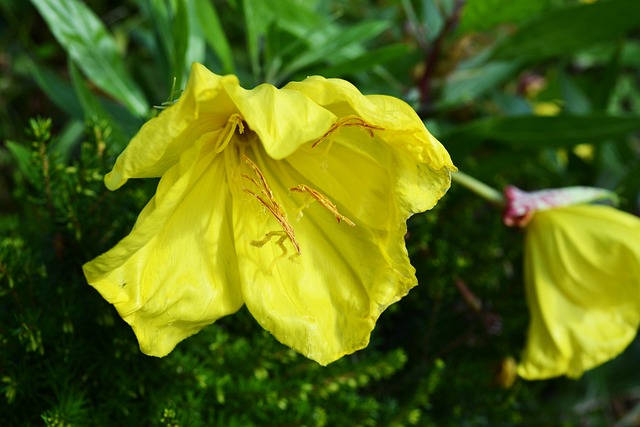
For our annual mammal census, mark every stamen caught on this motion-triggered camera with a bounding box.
[214,113,245,153]
[312,116,384,148]
[290,184,355,226]
[251,231,299,268]
[242,155,301,255]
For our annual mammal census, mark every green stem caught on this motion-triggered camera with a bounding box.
[451,171,505,207]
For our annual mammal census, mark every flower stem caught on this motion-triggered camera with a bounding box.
[452,171,505,207]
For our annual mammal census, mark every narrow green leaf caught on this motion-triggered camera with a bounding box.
[5,142,38,185]
[68,59,106,121]
[311,44,411,78]
[243,0,270,78]
[194,0,234,74]
[171,0,189,88]
[591,44,622,111]
[492,0,640,62]
[26,61,83,119]
[184,1,206,77]
[50,120,85,162]
[30,0,148,117]
[280,21,390,78]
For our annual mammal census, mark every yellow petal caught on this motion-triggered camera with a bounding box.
[283,76,455,213]
[233,150,417,365]
[88,63,455,364]
[222,81,338,160]
[106,63,239,190]
[83,132,244,356]
[518,205,640,379]
[231,92,453,364]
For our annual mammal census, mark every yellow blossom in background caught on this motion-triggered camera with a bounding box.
[504,186,640,379]
[531,101,562,116]
[83,63,455,365]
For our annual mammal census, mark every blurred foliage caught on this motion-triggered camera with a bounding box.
[1,0,639,425]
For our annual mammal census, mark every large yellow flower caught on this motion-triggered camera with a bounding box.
[504,186,640,379]
[83,63,455,365]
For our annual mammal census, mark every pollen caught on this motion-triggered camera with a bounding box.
[290,184,355,226]
[241,155,301,255]
[312,115,384,148]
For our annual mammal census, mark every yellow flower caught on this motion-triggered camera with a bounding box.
[83,63,455,365]
[504,186,640,379]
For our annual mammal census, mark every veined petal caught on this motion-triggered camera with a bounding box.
[232,142,424,365]
[518,205,640,380]
[83,132,244,356]
[283,77,455,213]
[222,81,338,160]
[106,63,240,189]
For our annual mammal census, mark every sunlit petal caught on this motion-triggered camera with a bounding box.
[84,132,244,356]
[518,205,640,379]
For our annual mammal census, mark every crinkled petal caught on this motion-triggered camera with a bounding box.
[222,81,338,160]
[232,117,450,364]
[283,76,455,213]
[106,65,341,189]
[83,132,244,356]
[518,205,640,380]
[106,63,240,189]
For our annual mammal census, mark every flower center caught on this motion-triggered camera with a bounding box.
[218,114,360,263]
[215,113,244,153]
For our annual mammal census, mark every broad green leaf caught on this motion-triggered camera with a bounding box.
[443,115,640,154]
[421,0,445,41]
[195,0,234,74]
[558,72,591,114]
[458,0,551,33]
[265,0,324,39]
[439,61,518,107]
[30,0,148,117]
[492,0,640,62]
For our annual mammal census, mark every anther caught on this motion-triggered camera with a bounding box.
[290,184,355,226]
[214,113,244,153]
[311,116,384,148]
[242,155,301,255]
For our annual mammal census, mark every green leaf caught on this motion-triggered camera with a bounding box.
[68,59,107,121]
[243,0,271,78]
[458,0,552,33]
[195,0,234,74]
[558,72,592,114]
[5,141,37,185]
[30,0,148,117]
[171,0,189,88]
[280,20,390,78]
[50,120,85,162]
[311,44,411,78]
[492,0,640,62]
[443,114,640,153]
[26,61,83,119]
[439,61,518,107]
